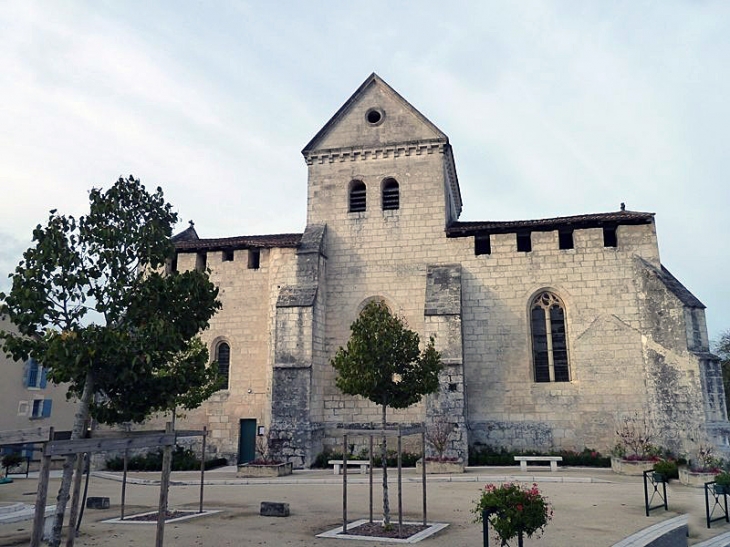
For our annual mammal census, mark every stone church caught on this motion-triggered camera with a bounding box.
[169,73,727,467]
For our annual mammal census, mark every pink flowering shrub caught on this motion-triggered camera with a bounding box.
[473,482,553,545]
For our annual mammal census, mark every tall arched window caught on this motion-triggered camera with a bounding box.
[530,292,570,383]
[349,180,366,212]
[382,178,399,210]
[216,342,231,389]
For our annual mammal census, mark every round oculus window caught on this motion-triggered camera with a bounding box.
[366,108,385,126]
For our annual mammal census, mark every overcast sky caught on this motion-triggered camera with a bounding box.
[1,1,728,341]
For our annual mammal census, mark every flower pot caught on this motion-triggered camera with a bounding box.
[678,466,718,488]
[236,461,293,478]
[714,484,730,495]
[610,457,656,476]
[415,458,465,474]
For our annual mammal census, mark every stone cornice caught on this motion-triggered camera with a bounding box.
[303,138,447,165]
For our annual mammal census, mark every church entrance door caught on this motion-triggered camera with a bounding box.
[238,418,257,464]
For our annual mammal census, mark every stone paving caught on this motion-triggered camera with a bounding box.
[2,466,730,546]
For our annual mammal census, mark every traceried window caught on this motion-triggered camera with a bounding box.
[381,178,399,210]
[216,342,231,389]
[349,180,366,212]
[530,292,570,383]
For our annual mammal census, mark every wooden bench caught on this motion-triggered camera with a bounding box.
[514,456,562,472]
[328,459,370,475]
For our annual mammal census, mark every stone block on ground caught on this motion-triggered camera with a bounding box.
[260,501,290,517]
[86,497,110,509]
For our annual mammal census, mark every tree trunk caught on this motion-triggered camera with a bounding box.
[381,404,390,527]
[49,372,94,547]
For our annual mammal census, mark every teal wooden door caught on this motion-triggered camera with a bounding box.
[238,419,257,464]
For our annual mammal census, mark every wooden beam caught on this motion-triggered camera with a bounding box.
[0,427,51,446]
[47,433,176,456]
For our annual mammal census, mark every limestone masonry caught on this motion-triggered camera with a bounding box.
[165,74,728,467]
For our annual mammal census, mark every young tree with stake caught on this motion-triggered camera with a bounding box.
[331,300,442,528]
[0,176,222,547]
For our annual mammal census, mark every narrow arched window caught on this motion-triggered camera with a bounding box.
[382,178,399,210]
[531,292,569,382]
[349,180,366,212]
[216,342,230,389]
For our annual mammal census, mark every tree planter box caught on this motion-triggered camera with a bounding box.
[237,462,292,478]
[678,466,718,488]
[610,457,656,476]
[415,458,465,474]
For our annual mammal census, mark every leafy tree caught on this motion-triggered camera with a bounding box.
[331,300,442,527]
[717,330,730,412]
[0,176,221,547]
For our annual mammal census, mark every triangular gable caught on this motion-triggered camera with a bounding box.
[302,73,447,155]
[637,257,705,309]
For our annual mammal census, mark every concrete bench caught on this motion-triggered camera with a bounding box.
[328,459,370,475]
[514,456,563,472]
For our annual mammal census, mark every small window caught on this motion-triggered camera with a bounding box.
[559,230,574,250]
[603,226,617,247]
[365,107,385,126]
[349,180,366,212]
[196,252,207,272]
[166,253,178,275]
[216,342,230,389]
[222,249,234,262]
[382,178,399,210]
[24,359,46,389]
[17,401,29,416]
[31,399,52,418]
[475,235,491,256]
[248,249,260,270]
[517,232,532,252]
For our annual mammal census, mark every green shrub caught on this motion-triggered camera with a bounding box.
[469,445,611,468]
[105,446,226,472]
[311,449,419,468]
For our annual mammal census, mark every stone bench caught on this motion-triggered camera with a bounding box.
[328,459,370,475]
[514,456,563,472]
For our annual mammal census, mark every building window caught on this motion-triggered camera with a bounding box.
[24,359,46,389]
[531,292,570,383]
[222,250,234,262]
[196,252,207,272]
[559,230,574,250]
[17,401,29,416]
[166,253,178,275]
[216,342,230,389]
[31,399,52,418]
[382,178,399,210]
[349,180,366,212]
[248,249,260,270]
[603,226,617,247]
[517,232,532,252]
[475,235,491,255]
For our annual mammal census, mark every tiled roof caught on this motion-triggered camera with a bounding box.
[446,210,654,237]
[174,233,302,252]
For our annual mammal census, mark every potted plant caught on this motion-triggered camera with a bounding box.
[678,443,721,487]
[714,472,730,495]
[474,482,553,547]
[652,460,678,483]
[417,419,465,474]
[236,430,292,478]
[1,452,23,483]
[611,412,662,476]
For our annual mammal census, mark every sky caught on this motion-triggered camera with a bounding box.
[0,1,728,341]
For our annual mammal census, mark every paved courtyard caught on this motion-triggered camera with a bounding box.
[2,466,730,546]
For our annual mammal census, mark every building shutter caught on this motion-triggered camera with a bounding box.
[41,399,53,418]
[40,367,48,389]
